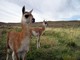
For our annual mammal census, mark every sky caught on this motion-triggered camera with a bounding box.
[0,0,80,23]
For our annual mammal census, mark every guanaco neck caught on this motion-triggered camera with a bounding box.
[42,26,45,31]
[21,18,31,37]
[42,23,46,31]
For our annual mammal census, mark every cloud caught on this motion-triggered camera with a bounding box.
[0,0,22,23]
[0,0,80,22]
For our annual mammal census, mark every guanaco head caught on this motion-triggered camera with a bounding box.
[43,20,48,27]
[22,6,35,24]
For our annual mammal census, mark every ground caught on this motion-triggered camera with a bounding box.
[0,27,80,60]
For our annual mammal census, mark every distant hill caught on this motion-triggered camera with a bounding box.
[0,21,80,28]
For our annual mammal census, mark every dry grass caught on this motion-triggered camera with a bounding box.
[0,26,80,60]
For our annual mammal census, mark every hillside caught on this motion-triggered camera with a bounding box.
[0,21,80,28]
[0,21,80,60]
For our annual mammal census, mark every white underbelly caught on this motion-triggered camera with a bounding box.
[18,37,30,52]
[32,30,39,36]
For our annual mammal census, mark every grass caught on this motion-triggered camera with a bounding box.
[0,27,80,60]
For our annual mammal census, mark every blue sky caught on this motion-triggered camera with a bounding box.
[0,0,80,23]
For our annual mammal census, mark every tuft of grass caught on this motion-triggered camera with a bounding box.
[0,29,7,60]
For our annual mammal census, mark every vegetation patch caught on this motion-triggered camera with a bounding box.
[0,27,80,60]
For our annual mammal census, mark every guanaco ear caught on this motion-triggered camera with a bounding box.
[30,9,33,13]
[22,6,25,14]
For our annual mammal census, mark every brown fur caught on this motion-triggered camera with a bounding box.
[30,26,45,36]
[7,24,30,50]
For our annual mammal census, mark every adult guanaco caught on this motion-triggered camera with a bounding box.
[6,6,35,60]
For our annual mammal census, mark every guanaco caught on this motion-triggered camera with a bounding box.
[6,6,35,60]
[30,20,48,49]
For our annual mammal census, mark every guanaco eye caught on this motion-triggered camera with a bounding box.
[25,15,29,18]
